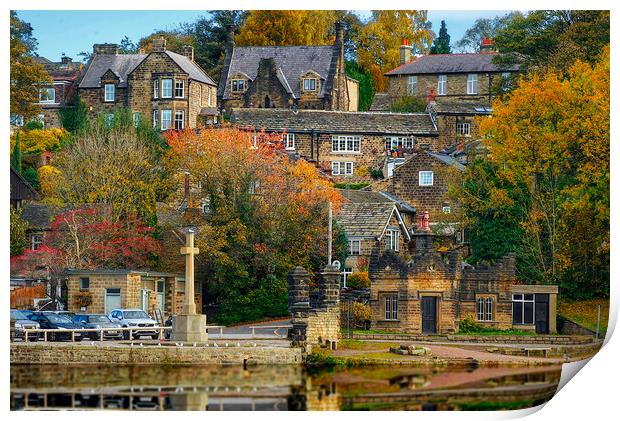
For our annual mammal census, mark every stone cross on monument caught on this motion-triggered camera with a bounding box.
[170,229,208,342]
[180,230,199,314]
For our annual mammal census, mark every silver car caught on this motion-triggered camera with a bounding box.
[10,309,40,341]
[108,309,160,340]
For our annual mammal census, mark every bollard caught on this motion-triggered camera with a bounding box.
[25,330,29,342]
[251,327,256,338]
[130,328,133,340]
[100,328,104,342]
[72,331,75,342]
[44,331,47,342]
[220,327,223,338]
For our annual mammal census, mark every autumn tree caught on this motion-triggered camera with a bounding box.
[10,206,29,256]
[164,127,343,324]
[48,111,166,225]
[357,11,434,91]
[10,11,51,120]
[458,46,610,299]
[235,10,339,46]
[430,20,451,54]
[11,133,22,174]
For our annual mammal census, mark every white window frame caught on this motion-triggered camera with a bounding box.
[161,79,173,98]
[153,79,159,98]
[477,297,494,321]
[31,234,43,251]
[231,79,245,93]
[175,80,185,98]
[512,294,535,324]
[467,73,478,95]
[174,110,184,130]
[342,267,353,288]
[161,109,172,130]
[456,122,471,137]
[39,87,56,103]
[385,136,413,150]
[331,135,360,153]
[303,78,317,92]
[442,205,451,214]
[104,84,115,102]
[283,133,295,150]
[407,76,417,96]
[384,295,398,320]
[419,171,434,186]
[332,161,353,176]
[152,110,159,129]
[385,229,400,252]
[437,74,447,96]
[349,239,361,256]
[132,112,141,127]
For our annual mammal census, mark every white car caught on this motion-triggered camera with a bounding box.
[108,309,160,340]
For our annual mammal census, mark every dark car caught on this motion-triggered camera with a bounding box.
[73,314,123,340]
[10,309,40,341]
[29,312,84,341]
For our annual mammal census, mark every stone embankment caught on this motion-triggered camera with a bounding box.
[10,342,302,366]
[351,333,595,345]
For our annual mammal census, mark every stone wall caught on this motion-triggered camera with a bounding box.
[386,73,496,104]
[66,273,135,314]
[10,342,302,365]
[288,265,341,353]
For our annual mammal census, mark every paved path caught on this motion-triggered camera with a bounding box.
[208,318,291,340]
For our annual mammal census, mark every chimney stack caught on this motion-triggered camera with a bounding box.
[93,43,119,55]
[400,39,412,65]
[61,56,72,65]
[152,35,167,53]
[226,24,236,47]
[480,37,495,54]
[181,45,194,61]
[334,21,344,46]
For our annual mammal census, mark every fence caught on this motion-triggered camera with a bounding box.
[10,284,47,309]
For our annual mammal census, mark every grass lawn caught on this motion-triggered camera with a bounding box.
[558,298,609,334]
[340,339,401,351]
[352,329,407,335]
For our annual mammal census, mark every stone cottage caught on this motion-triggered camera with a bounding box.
[229,108,439,181]
[369,213,558,334]
[218,22,358,112]
[78,38,218,130]
[32,55,83,128]
[64,269,200,318]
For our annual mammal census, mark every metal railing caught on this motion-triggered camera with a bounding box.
[18,326,171,343]
[14,324,294,343]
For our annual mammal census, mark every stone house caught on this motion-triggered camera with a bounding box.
[369,214,558,334]
[218,22,358,112]
[78,38,218,130]
[371,38,518,158]
[229,108,439,182]
[32,56,83,128]
[336,199,411,278]
[64,269,201,318]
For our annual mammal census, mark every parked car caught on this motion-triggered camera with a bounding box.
[108,309,160,340]
[72,314,123,340]
[28,312,85,341]
[10,309,40,341]
[43,310,76,319]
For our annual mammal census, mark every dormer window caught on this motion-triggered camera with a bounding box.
[231,79,245,92]
[104,84,115,102]
[303,78,317,92]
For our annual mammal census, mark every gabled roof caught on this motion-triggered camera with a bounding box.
[222,45,334,99]
[385,53,519,76]
[79,51,215,88]
[337,203,410,240]
[10,167,40,202]
[338,189,416,214]
[230,108,437,135]
[21,203,54,230]
[394,150,466,173]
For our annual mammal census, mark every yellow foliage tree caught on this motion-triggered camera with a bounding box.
[357,11,434,92]
[10,128,68,155]
[37,165,63,203]
[235,10,339,46]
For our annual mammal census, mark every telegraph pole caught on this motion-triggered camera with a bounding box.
[328,202,333,266]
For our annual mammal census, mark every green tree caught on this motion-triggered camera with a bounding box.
[23,166,40,191]
[59,98,89,134]
[345,61,373,111]
[11,133,22,174]
[455,12,518,52]
[10,11,52,120]
[10,206,29,256]
[430,20,451,54]
[119,36,138,54]
[389,96,426,113]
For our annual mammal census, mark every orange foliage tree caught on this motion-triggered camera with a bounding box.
[164,127,343,323]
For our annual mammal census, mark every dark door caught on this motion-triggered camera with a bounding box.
[422,296,437,334]
[534,294,549,334]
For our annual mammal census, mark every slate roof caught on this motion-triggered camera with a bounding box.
[336,203,399,239]
[230,108,437,135]
[10,167,40,203]
[338,189,416,214]
[427,101,493,115]
[427,152,466,171]
[369,93,391,112]
[222,46,334,99]
[385,53,519,76]
[79,51,215,88]
[21,203,55,230]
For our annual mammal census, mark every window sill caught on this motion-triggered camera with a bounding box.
[419,184,434,187]
[285,147,296,151]
[331,151,361,155]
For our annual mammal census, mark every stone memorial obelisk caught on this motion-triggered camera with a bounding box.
[170,229,208,342]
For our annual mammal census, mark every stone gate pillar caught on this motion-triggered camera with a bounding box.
[288,267,310,349]
[317,264,340,308]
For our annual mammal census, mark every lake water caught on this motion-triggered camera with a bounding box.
[11,363,562,411]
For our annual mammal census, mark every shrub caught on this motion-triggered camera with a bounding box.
[347,271,370,290]
[458,317,484,333]
[389,96,426,113]
[10,128,69,155]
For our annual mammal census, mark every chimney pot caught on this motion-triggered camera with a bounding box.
[181,45,194,61]
[93,43,119,55]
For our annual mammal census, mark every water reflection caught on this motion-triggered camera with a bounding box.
[11,364,561,411]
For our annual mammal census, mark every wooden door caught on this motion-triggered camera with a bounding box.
[422,296,437,334]
[535,294,549,334]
